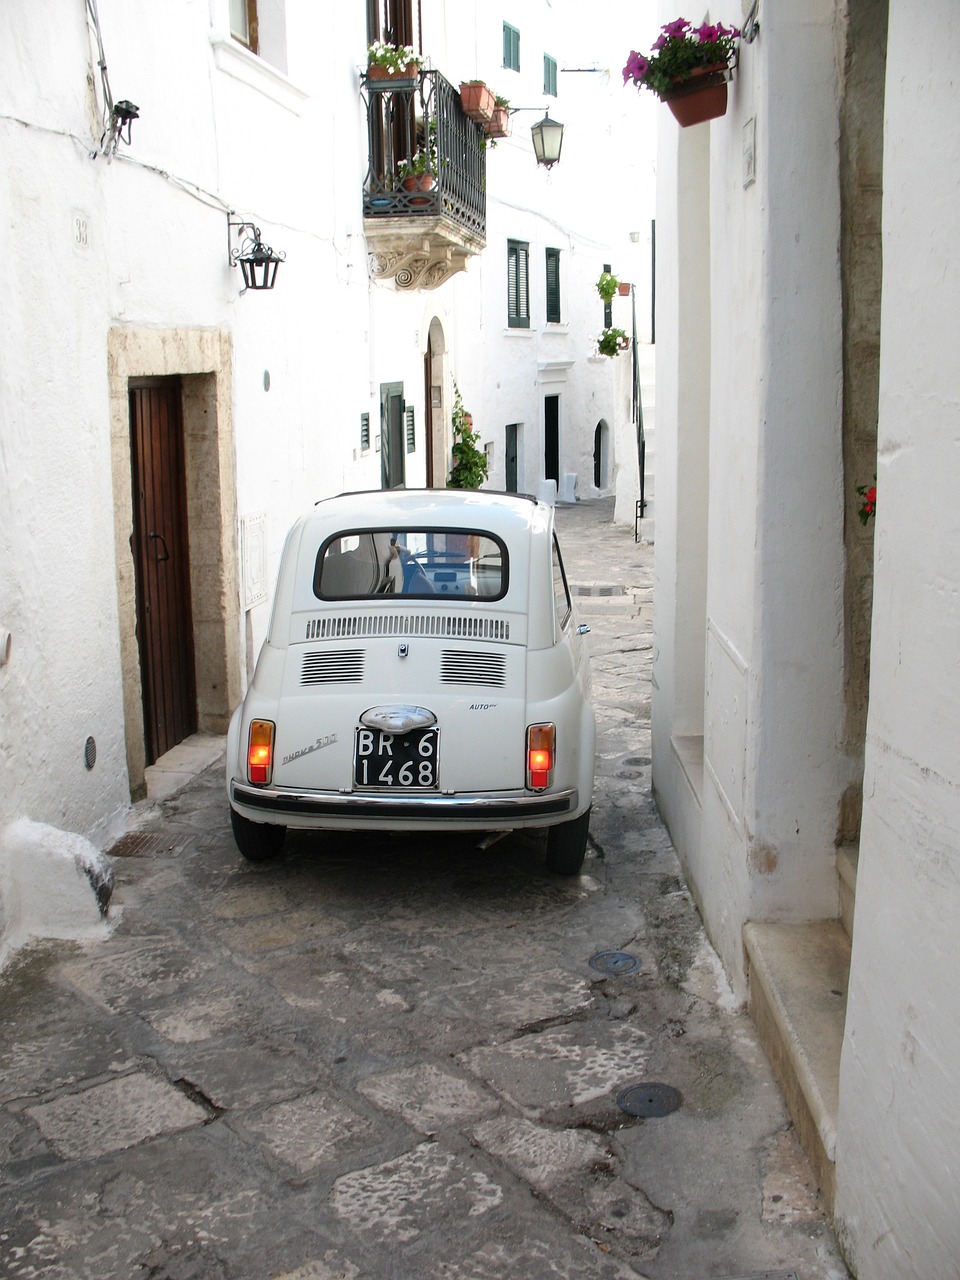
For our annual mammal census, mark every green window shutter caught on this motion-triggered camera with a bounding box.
[508,240,530,328]
[405,405,416,452]
[602,260,612,328]
[360,411,370,451]
[543,54,557,97]
[545,248,561,323]
[503,22,520,71]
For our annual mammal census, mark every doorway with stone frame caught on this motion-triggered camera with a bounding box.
[108,327,242,800]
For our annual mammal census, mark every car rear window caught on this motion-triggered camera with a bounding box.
[314,527,508,600]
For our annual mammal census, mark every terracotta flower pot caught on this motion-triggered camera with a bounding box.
[617,282,632,296]
[660,63,730,127]
[485,106,510,139]
[459,81,495,124]
[368,62,419,81]
[401,172,436,205]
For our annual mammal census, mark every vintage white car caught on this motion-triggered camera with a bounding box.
[226,489,595,873]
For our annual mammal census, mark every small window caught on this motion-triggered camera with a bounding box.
[543,54,557,97]
[405,406,416,452]
[602,260,613,328]
[503,23,520,71]
[545,248,561,324]
[508,240,530,329]
[360,412,370,451]
[552,536,572,632]
[230,0,258,52]
[229,0,287,71]
[315,528,508,600]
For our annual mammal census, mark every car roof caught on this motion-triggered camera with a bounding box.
[304,489,547,538]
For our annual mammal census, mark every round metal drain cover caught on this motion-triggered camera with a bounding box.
[589,950,642,975]
[616,1082,683,1118]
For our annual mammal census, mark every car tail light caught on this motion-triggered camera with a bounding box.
[527,723,555,790]
[247,720,275,785]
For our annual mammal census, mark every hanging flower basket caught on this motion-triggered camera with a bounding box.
[460,81,496,124]
[623,19,739,128]
[660,64,730,127]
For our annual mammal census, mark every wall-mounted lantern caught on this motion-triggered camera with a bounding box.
[530,112,564,168]
[228,217,286,293]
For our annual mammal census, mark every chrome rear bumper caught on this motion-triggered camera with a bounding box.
[230,780,577,824]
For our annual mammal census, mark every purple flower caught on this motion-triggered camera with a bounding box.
[695,23,721,43]
[661,17,691,38]
[716,22,741,38]
[622,50,649,84]
[651,34,667,51]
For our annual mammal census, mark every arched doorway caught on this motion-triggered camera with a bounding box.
[593,420,610,490]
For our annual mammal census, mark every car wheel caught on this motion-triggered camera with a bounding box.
[230,807,286,863]
[545,808,591,875]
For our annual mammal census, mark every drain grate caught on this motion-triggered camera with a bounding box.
[616,1082,683,1118]
[571,585,625,597]
[589,950,642,975]
[108,833,190,858]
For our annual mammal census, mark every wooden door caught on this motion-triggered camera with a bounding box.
[129,378,197,765]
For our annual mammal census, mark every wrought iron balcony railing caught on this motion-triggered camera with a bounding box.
[360,67,487,287]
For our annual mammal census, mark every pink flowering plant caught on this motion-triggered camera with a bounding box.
[623,18,740,97]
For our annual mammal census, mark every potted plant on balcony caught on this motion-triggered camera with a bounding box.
[622,18,740,126]
[597,327,630,357]
[397,124,441,202]
[459,80,496,124]
[366,41,423,80]
[485,95,511,140]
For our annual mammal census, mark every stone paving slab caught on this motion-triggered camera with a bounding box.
[0,498,849,1280]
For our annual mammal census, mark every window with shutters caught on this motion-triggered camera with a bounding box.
[508,240,530,328]
[503,23,520,71]
[360,412,371,452]
[367,0,417,48]
[602,260,613,328]
[545,248,561,323]
[543,54,557,97]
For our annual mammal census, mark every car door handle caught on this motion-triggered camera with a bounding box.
[148,531,170,563]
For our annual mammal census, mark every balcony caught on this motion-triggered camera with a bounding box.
[361,68,487,290]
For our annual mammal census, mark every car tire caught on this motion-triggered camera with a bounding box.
[545,808,591,875]
[230,807,286,862]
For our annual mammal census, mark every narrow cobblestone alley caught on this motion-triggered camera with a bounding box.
[0,498,848,1280]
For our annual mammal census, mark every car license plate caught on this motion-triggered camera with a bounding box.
[354,726,439,790]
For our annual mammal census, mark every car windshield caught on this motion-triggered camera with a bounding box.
[314,527,507,600]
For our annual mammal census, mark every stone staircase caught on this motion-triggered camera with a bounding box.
[743,847,858,1213]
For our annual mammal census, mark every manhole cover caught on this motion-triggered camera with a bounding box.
[616,1082,683,1117]
[589,950,642,975]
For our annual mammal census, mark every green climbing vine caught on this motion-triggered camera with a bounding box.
[447,384,488,489]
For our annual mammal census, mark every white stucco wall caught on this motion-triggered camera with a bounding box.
[651,1,851,995]
[835,0,960,1270]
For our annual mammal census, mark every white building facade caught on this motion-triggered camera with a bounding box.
[649,0,960,1273]
[0,1,649,882]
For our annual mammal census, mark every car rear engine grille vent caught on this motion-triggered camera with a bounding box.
[301,649,365,684]
[440,650,507,687]
[304,613,511,641]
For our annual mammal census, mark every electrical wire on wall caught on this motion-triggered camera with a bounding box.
[85,0,138,159]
